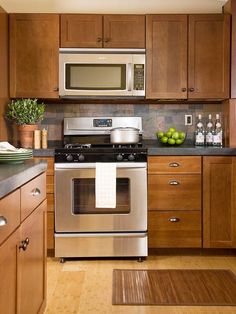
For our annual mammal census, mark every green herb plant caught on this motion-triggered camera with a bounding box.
[6,98,45,125]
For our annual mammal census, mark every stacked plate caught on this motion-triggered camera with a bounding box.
[0,148,33,164]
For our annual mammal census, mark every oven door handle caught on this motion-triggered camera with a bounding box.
[55,162,147,170]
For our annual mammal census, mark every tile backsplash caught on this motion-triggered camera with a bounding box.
[41,103,222,141]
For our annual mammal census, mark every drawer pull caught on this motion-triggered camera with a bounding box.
[169,217,180,223]
[19,237,30,251]
[169,162,180,168]
[169,180,180,185]
[31,188,41,196]
[0,216,7,227]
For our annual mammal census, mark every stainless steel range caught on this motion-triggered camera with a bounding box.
[54,117,147,260]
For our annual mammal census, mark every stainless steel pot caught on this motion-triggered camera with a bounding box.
[110,127,140,144]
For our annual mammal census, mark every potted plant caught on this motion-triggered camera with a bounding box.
[6,98,45,148]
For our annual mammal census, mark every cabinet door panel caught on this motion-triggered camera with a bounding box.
[60,14,103,48]
[18,200,47,314]
[146,15,187,99]
[188,14,230,99]
[203,157,236,248]
[0,229,20,314]
[103,15,145,48]
[10,14,59,98]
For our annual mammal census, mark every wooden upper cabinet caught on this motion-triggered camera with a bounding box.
[60,14,145,48]
[203,157,236,248]
[10,14,59,98]
[146,14,230,100]
[146,15,188,99]
[103,15,145,48]
[61,14,103,48]
[188,14,230,99]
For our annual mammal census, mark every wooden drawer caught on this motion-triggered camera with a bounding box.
[21,172,46,221]
[148,174,201,210]
[0,190,21,245]
[148,210,202,248]
[148,156,202,174]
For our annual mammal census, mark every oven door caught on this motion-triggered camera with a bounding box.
[55,163,147,232]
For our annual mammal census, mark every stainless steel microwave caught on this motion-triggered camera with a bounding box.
[59,48,145,97]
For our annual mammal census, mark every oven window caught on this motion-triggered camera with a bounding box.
[66,64,126,90]
[72,178,130,214]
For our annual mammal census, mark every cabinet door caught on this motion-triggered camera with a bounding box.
[146,15,187,99]
[103,15,145,48]
[18,200,47,314]
[10,14,59,98]
[203,157,236,248]
[60,14,103,48]
[0,229,20,314]
[188,14,230,99]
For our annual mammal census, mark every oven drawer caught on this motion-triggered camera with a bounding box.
[148,210,202,248]
[148,156,202,174]
[55,232,147,257]
[148,174,201,210]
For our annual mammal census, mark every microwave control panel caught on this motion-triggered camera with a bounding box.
[133,64,144,91]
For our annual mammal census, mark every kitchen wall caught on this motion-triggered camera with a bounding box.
[41,103,222,142]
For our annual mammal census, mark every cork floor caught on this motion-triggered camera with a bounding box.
[45,253,236,314]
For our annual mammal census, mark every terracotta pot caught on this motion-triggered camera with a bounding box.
[18,124,38,148]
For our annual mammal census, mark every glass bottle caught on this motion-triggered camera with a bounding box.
[194,114,205,146]
[213,114,223,147]
[205,114,213,146]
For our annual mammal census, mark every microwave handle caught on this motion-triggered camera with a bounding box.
[127,63,132,92]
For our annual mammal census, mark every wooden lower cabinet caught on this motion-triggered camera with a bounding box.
[0,229,20,314]
[34,157,55,251]
[0,172,47,314]
[203,156,236,248]
[148,210,202,248]
[148,156,202,248]
[18,200,47,314]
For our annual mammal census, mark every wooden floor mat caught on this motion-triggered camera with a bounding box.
[112,269,236,306]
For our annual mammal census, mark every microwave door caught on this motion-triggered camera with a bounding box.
[59,53,134,96]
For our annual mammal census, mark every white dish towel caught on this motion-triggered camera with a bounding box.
[95,163,117,208]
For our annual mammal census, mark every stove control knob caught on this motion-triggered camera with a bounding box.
[116,154,123,161]
[66,154,73,162]
[78,154,85,162]
[128,154,135,161]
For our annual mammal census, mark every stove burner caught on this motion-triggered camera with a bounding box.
[64,143,92,149]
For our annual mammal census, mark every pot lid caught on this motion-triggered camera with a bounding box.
[111,127,139,131]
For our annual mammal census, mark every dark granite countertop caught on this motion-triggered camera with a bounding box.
[32,140,236,157]
[143,140,236,155]
[0,159,47,199]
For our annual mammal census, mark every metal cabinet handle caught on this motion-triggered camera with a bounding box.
[104,38,111,43]
[168,180,180,185]
[168,162,180,168]
[31,188,41,196]
[189,87,195,92]
[168,217,180,223]
[181,88,187,92]
[0,216,7,227]
[19,237,30,251]
[97,37,102,42]
[53,87,59,91]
